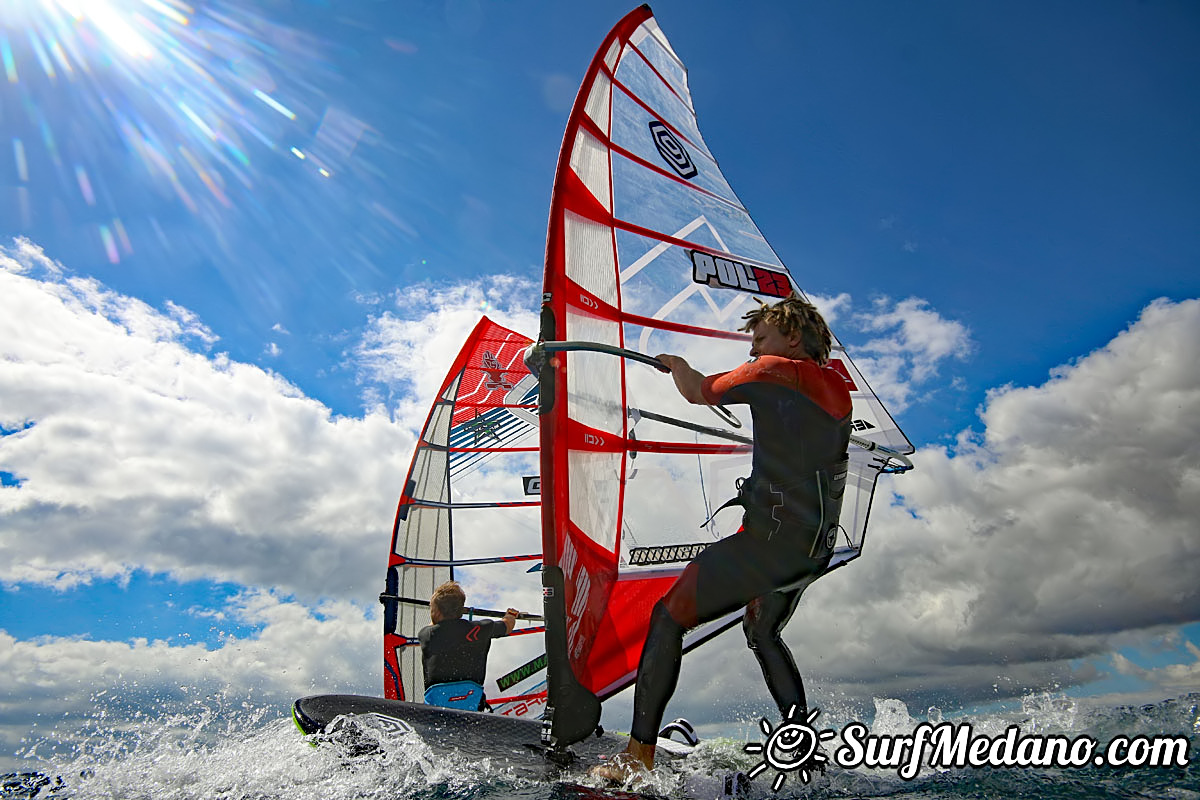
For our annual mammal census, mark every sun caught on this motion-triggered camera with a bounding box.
[743,705,837,791]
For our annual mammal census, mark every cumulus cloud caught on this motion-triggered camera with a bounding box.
[0,241,546,602]
[355,275,540,428]
[808,291,852,328]
[0,240,408,598]
[0,237,60,276]
[852,296,974,412]
[1112,641,1200,691]
[661,297,1200,726]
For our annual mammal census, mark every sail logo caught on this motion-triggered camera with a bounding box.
[690,250,792,298]
[481,351,513,391]
[497,691,546,718]
[560,535,591,660]
[649,120,697,179]
[497,653,548,691]
[328,713,414,738]
[629,543,708,565]
[569,567,592,659]
[579,293,599,310]
[522,475,540,495]
[850,419,875,432]
[582,432,604,447]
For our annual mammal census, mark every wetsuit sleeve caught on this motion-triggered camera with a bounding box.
[417,625,433,647]
[701,356,852,419]
[700,357,791,406]
[487,619,509,640]
[700,370,734,406]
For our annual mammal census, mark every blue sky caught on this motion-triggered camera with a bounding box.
[1,0,1198,768]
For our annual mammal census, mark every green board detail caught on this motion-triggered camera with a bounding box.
[497,652,547,691]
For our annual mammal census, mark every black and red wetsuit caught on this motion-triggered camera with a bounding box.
[630,355,851,744]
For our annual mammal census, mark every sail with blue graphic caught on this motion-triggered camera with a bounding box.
[380,317,549,718]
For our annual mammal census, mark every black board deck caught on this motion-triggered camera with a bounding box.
[292,694,685,782]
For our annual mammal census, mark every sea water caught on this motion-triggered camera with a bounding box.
[4,692,1198,799]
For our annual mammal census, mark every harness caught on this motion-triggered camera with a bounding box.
[702,456,850,559]
[424,680,489,712]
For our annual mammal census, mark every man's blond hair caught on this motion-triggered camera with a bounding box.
[739,292,833,364]
[430,581,466,619]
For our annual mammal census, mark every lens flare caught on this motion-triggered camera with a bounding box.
[0,0,371,266]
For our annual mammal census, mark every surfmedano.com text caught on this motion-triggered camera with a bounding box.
[834,722,1190,780]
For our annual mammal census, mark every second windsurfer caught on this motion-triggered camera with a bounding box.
[419,580,520,711]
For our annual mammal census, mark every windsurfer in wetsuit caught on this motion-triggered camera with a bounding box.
[418,580,519,711]
[594,292,851,780]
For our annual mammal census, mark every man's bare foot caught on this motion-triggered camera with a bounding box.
[589,738,656,783]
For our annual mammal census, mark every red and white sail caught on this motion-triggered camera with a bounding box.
[382,317,547,717]
[535,6,914,746]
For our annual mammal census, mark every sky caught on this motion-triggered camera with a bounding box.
[1,0,1199,771]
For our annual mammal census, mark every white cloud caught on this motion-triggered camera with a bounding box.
[4,235,1197,760]
[852,296,974,411]
[354,275,540,428]
[0,240,409,598]
[0,237,60,276]
[165,300,219,347]
[1112,641,1200,691]
[0,243,546,603]
[808,291,852,328]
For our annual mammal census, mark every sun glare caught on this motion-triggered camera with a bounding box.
[72,0,159,60]
[1,0,367,265]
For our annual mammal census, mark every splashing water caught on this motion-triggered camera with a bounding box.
[5,691,1199,799]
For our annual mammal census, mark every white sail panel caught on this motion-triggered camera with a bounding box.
[563,211,617,306]
[570,130,613,214]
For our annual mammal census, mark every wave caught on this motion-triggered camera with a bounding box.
[4,691,1197,799]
